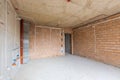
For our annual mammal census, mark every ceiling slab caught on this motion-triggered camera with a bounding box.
[11,0,120,28]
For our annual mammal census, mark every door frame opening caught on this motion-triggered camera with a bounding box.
[65,33,72,54]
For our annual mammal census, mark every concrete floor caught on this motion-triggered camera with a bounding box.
[14,55,120,80]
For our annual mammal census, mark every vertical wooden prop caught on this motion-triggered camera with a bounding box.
[20,19,24,64]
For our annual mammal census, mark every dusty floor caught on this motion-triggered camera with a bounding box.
[14,55,120,80]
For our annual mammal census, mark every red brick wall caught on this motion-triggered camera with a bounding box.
[73,17,120,67]
[73,26,96,58]
[29,26,64,59]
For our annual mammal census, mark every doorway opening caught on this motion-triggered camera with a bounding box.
[23,22,30,63]
[65,33,72,55]
[20,20,30,64]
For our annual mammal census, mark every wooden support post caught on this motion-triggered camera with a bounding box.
[20,19,24,64]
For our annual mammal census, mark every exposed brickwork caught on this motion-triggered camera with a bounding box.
[29,26,64,59]
[73,17,120,67]
[95,18,120,67]
[73,26,95,58]
[64,28,73,33]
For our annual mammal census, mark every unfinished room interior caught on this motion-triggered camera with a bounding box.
[0,0,120,80]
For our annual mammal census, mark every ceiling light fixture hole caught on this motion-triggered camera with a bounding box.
[67,0,71,2]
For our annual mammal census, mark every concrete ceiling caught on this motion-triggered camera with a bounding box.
[11,0,120,28]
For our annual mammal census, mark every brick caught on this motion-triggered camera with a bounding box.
[73,15,120,67]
